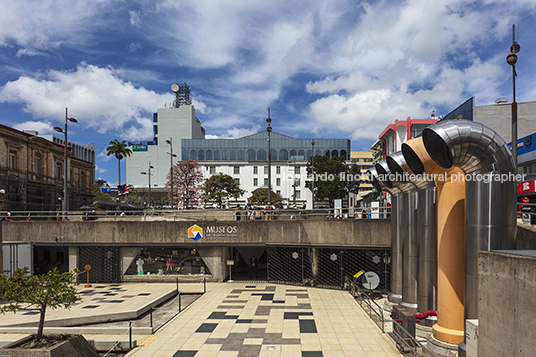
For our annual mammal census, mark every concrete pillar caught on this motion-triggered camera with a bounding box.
[119,247,141,275]
[197,246,225,282]
[68,246,78,272]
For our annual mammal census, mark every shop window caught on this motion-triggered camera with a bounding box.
[125,247,212,276]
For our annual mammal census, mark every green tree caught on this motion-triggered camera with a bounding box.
[106,139,132,186]
[249,188,284,208]
[0,267,81,341]
[92,183,113,201]
[306,155,360,207]
[203,173,245,207]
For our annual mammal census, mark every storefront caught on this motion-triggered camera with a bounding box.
[517,179,536,225]
[124,247,211,276]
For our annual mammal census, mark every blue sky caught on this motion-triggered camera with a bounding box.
[1,0,535,185]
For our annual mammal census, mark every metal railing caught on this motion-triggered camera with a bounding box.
[0,206,392,222]
[391,319,436,357]
[345,275,385,332]
[344,275,436,357]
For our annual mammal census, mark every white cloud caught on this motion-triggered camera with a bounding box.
[0,0,116,53]
[96,165,108,174]
[0,63,173,140]
[12,120,55,134]
[204,124,262,139]
[129,10,141,27]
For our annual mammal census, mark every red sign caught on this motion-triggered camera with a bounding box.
[522,196,530,203]
[518,180,536,194]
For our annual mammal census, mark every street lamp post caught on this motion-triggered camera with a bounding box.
[507,24,521,170]
[141,162,154,208]
[165,139,177,209]
[311,140,315,210]
[54,108,77,218]
[266,109,272,206]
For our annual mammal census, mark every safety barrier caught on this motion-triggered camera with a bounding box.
[344,275,436,357]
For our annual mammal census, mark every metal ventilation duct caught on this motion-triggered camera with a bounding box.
[387,151,437,314]
[421,119,517,323]
[369,163,402,303]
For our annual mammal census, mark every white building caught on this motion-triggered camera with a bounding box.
[126,83,352,208]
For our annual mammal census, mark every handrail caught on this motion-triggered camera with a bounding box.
[345,275,385,332]
[391,319,436,357]
[0,207,392,221]
[344,275,436,357]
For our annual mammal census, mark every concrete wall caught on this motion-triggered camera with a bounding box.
[1,219,391,248]
[515,223,536,250]
[478,251,536,357]
[475,101,536,144]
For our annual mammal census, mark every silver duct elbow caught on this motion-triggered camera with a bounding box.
[374,160,403,195]
[368,165,401,196]
[387,151,430,192]
[422,119,515,174]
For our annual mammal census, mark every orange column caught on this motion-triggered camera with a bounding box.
[402,138,465,345]
[433,168,465,344]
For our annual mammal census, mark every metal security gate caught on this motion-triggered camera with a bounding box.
[267,246,390,291]
[78,246,120,283]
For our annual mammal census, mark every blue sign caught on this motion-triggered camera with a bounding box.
[101,187,119,193]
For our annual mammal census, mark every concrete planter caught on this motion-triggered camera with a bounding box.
[0,334,99,357]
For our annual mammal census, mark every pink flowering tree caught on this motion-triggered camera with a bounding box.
[166,159,204,209]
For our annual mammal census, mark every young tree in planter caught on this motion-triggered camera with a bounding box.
[165,159,204,209]
[0,267,81,341]
[203,173,245,208]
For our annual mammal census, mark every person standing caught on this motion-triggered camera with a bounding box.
[235,205,241,221]
[249,254,258,279]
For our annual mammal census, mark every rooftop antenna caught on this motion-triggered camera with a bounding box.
[171,83,192,108]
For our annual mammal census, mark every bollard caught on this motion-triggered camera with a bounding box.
[176,277,179,293]
[150,307,153,328]
[203,276,206,293]
[179,291,181,313]
[129,321,132,350]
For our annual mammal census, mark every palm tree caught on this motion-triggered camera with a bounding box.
[106,139,132,186]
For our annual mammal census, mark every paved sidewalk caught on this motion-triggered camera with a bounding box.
[127,283,402,357]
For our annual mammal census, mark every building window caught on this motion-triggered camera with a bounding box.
[296,190,301,199]
[234,178,240,185]
[276,178,281,186]
[295,166,300,174]
[234,166,240,174]
[276,166,281,174]
[264,178,268,186]
[295,179,300,187]
[56,162,62,178]
[264,166,268,174]
[253,166,258,174]
[253,178,258,186]
[34,152,41,175]
[210,166,216,174]
[153,125,158,135]
[81,170,86,188]
[276,190,281,195]
[8,150,17,170]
